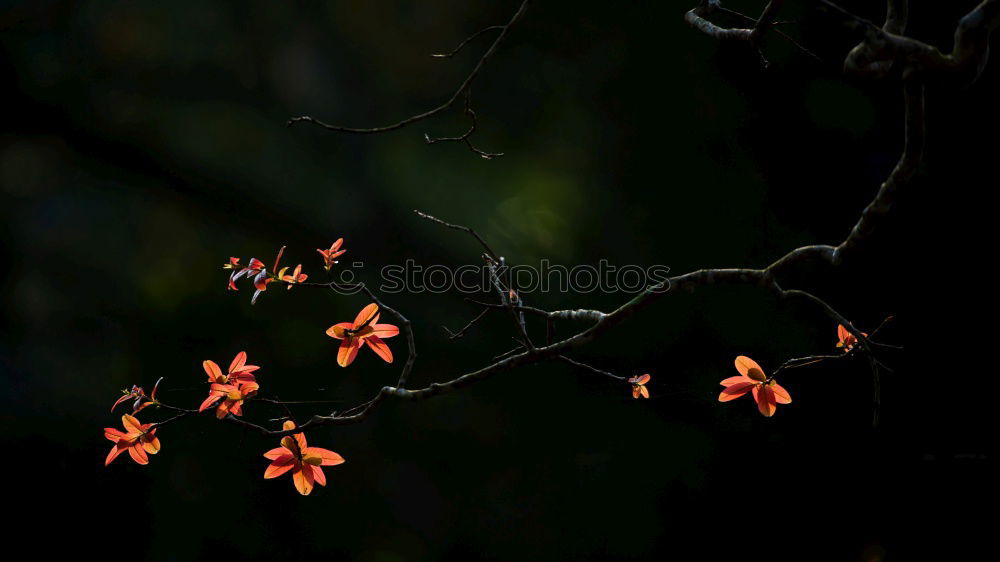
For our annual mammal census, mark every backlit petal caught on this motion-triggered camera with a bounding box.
[121,414,143,434]
[229,352,247,374]
[105,428,126,442]
[203,360,224,382]
[353,303,380,328]
[720,376,750,387]
[338,339,360,367]
[370,324,399,339]
[753,386,776,417]
[311,464,327,487]
[639,386,650,399]
[364,335,394,363]
[837,324,850,344]
[128,444,149,465]
[106,445,126,466]
[719,381,755,402]
[292,466,314,495]
[264,457,296,479]
[326,323,353,339]
[769,381,792,404]
[303,447,345,466]
[735,356,766,382]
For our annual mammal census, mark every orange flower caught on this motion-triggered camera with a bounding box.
[325,303,399,367]
[199,381,260,419]
[718,356,791,417]
[104,414,161,466]
[263,420,345,495]
[203,351,259,386]
[317,239,346,271]
[111,377,162,414]
[836,324,867,352]
[629,374,650,399]
[278,264,308,289]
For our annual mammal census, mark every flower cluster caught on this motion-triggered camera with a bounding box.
[199,351,260,419]
[326,303,399,367]
[105,414,161,466]
[629,374,651,399]
[264,420,345,495]
[225,246,310,304]
[718,356,791,417]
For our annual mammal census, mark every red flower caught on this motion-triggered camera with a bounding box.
[718,356,791,417]
[629,374,650,399]
[325,303,399,367]
[199,381,259,419]
[263,420,345,495]
[317,239,346,271]
[278,264,308,289]
[836,324,867,353]
[203,351,259,386]
[200,352,261,418]
[104,414,161,466]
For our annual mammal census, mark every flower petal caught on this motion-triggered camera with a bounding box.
[720,376,751,387]
[264,457,296,479]
[364,335,394,363]
[105,445,126,466]
[718,381,755,402]
[735,356,766,382]
[203,360,224,382]
[837,324,850,345]
[370,324,399,339]
[337,338,360,368]
[326,323,353,339]
[769,381,792,404]
[142,435,161,454]
[753,385,776,417]
[263,447,289,460]
[310,464,327,487]
[353,303,380,328]
[634,374,651,385]
[128,444,149,465]
[292,466,315,495]
[303,447,345,466]
[229,352,247,374]
[121,414,143,434]
[105,428,126,442]
[639,385,650,399]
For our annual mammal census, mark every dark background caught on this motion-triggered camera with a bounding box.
[1,1,992,560]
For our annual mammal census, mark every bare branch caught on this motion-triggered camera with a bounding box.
[431,25,505,58]
[287,0,529,141]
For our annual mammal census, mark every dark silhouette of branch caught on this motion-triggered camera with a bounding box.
[424,89,504,159]
[151,1,997,441]
[286,0,529,156]
[431,25,505,58]
[444,307,491,340]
